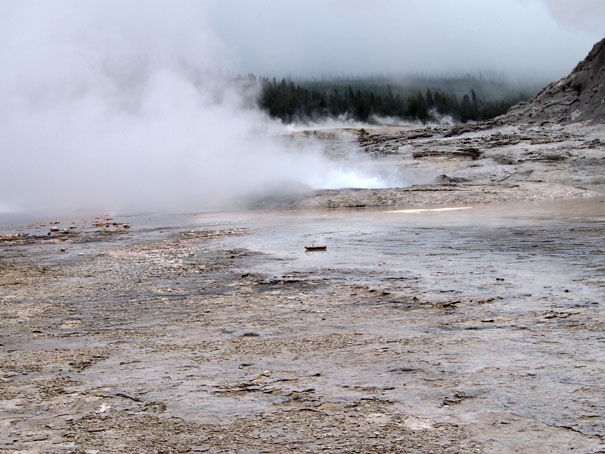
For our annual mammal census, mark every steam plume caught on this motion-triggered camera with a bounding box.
[0,0,383,215]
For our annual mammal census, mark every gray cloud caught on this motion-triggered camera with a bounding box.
[540,0,605,33]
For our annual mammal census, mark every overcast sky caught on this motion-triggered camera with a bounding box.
[206,0,604,80]
[2,0,603,82]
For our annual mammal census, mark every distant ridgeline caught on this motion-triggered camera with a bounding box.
[257,75,542,124]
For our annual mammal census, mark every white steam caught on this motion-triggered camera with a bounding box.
[317,170,386,190]
[0,1,388,215]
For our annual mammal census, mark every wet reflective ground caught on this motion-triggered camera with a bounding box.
[193,198,604,449]
[1,198,603,453]
[206,198,604,301]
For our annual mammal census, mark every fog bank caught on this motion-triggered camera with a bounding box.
[208,0,603,80]
[0,1,390,215]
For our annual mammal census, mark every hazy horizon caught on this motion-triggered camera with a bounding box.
[207,0,604,81]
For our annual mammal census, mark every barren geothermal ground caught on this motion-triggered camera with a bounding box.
[1,118,604,453]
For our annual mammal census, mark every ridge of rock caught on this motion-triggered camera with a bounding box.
[504,37,605,125]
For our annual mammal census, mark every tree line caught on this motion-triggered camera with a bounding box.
[258,77,529,124]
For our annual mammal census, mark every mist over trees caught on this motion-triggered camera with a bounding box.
[257,75,537,124]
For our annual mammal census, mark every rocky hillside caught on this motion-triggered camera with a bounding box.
[505,37,605,125]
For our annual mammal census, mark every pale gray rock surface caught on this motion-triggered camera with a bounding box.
[505,37,605,125]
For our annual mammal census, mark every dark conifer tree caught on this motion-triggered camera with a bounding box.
[425,89,434,109]
[258,76,525,124]
[460,94,473,122]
